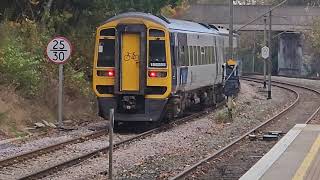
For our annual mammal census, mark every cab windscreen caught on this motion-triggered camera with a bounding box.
[149,40,166,68]
[97,39,115,67]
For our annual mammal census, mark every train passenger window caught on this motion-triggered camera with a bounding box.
[179,45,185,66]
[208,47,211,64]
[189,46,193,66]
[149,29,165,37]
[97,39,115,67]
[149,40,166,67]
[185,46,189,66]
[210,48,213,64]
[201,47,205,65]
[100,28,115,36]
[193,46,197,65]
[205,47,209,64]
[212,46,216,64]
[209,47,213,64]
[197,46,201,65]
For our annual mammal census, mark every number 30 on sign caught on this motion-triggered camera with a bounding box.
[46,37,72,64]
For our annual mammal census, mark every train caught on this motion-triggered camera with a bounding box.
[92,12,239,127]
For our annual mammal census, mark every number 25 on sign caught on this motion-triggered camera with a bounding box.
[46,37,72,64]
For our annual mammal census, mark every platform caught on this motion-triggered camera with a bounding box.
[240,124,320,180]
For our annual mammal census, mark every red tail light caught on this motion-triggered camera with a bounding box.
[148,71,167,78]
[149,71,157,77]
[107,70,114,77]
[97,69,115,77]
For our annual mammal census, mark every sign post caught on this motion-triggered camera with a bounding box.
[46,37,72,128]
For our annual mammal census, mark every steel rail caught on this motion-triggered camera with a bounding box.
[18,100,226,180]
[0,130,107,168]
[170,77,306,180]
[243,76,320,123]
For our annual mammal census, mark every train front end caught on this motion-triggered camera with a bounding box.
[93,13,172,122]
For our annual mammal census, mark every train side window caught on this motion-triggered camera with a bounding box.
[149,40,167,67]
[192,46,195,65]
[194,46,198,65]
[202,47,208,64]
[149,29,165,37]
[179,45,185,66]
[189,46,193,66]
[213,46,216,64]
[206,47,209,64]
[100,28,115,36]
[197,46,201,65]
[205,47,208,64]
[207,47,210,64]
[201,47,205,65]
[97,39,115,67]
[210,46,214,64]
[188,46,192,66]
[210,47,213,64]
[185,46,189,66]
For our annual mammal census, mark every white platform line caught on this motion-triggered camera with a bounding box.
[240,124,306,180]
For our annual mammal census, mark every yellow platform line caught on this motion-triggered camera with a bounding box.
[292,134,320,180]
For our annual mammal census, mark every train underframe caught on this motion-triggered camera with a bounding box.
[97,83,225,125]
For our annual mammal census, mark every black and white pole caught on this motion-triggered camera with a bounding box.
[46,36,72,128]
[268,11,272,99]
[109,108,114,180]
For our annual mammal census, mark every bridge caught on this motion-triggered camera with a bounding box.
[177,4,320,31]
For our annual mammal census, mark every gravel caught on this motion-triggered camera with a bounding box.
[251,75,320,124]
[0,137,107,180]
[185,76,320,180]
[0,121,107,161]
[42,80,295,180]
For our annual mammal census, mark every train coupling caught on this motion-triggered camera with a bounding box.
[121,96,137,110]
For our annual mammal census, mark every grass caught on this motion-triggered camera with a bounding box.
[215,108,233,124]
[0,111,7,125]
[0,111,28,138]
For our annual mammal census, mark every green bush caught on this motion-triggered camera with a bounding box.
[0,37,42,97]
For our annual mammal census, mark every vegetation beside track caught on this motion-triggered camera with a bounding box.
[0,0,319,136]
[0,0,186,136]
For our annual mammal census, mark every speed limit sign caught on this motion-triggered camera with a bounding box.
[46,36,72,128]
[46,37,72,64]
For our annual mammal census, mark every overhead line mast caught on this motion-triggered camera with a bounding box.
[229,0,234,61]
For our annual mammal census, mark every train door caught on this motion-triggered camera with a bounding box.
[121,33,140,91]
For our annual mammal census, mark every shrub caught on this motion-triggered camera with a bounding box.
[0,34,43,97]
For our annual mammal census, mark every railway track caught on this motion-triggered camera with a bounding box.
[0,101,225,180]
[0,130,107,168]
[170,76,320,180]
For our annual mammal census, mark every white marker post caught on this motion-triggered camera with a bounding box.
[46,37,72,128]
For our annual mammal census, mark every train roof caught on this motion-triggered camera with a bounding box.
[104,12,221,34]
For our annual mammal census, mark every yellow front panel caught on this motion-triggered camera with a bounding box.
[121,33,140,91]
